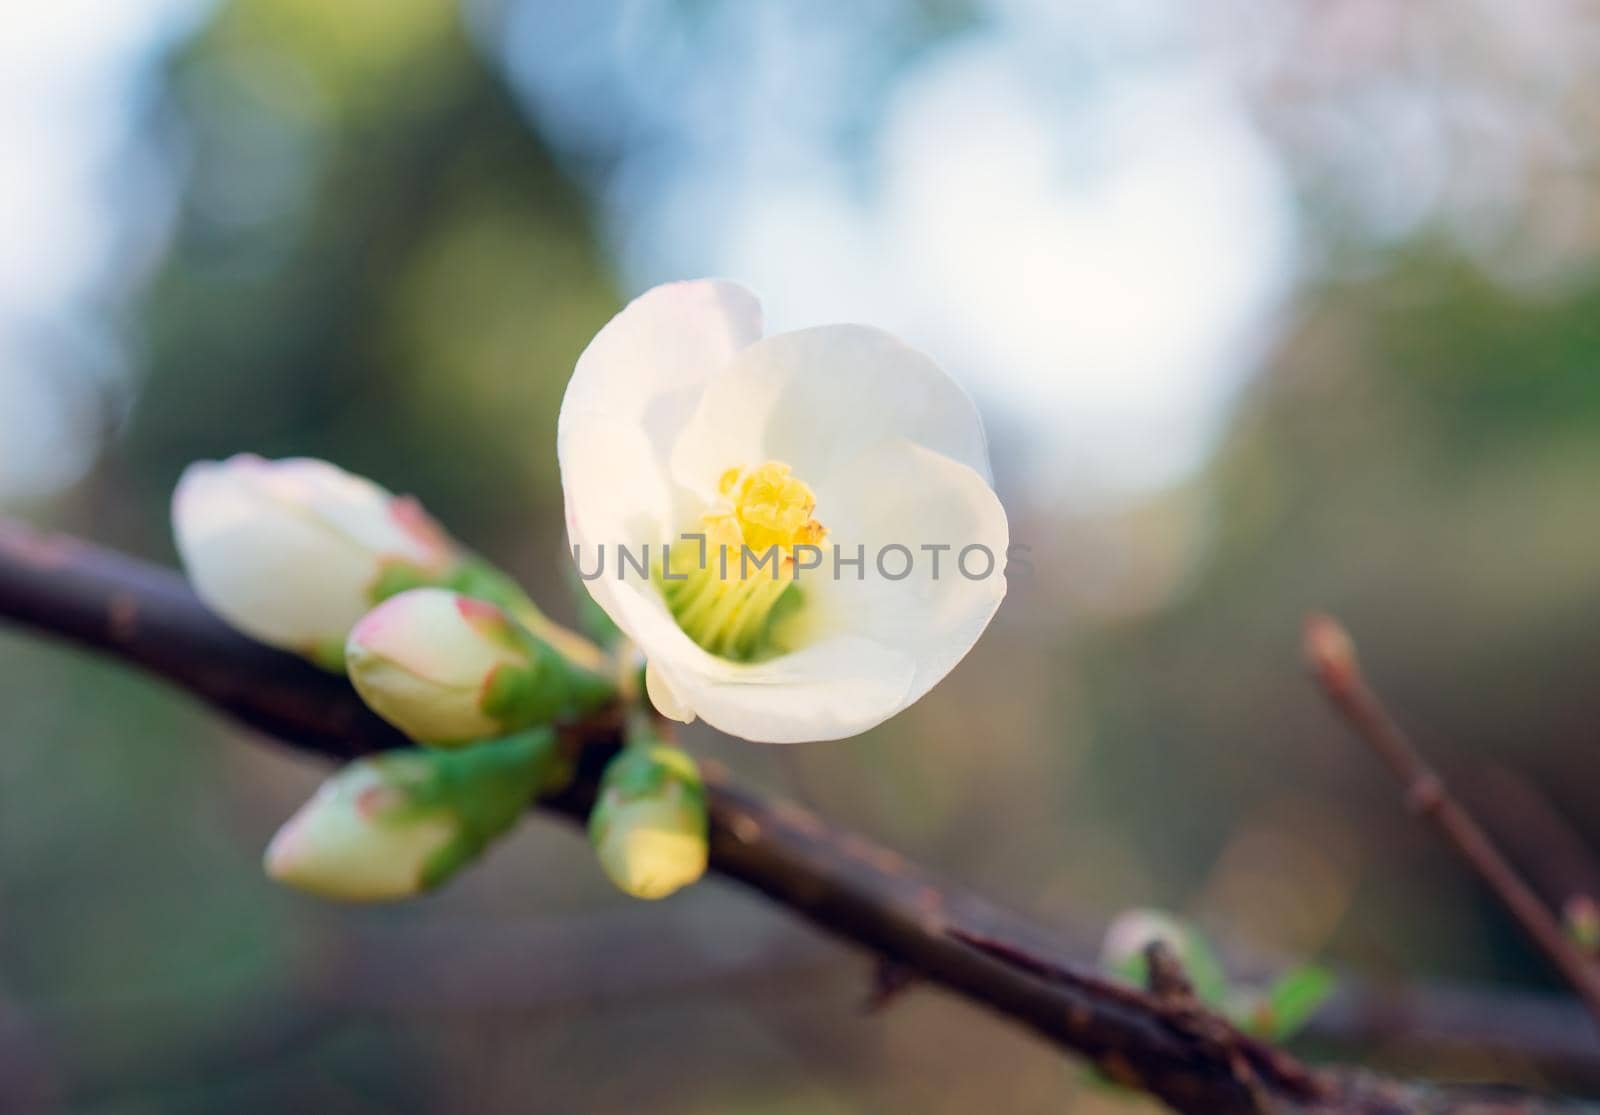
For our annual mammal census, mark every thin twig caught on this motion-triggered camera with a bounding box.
[1305,613,1600,1034]
[952,928,1330,1107]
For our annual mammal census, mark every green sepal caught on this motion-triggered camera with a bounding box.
[368,558,447,605]
[605,714,706,804]
[444,555,535,613]
[473,623,614,736]
[307,637,349,673]
[603,744,704,805]
[449,555,609,673]
[398,728,569,889]
[368,554,534,614]
[587,733,707,853]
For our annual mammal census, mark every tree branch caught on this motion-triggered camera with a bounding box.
[1305,614,1600,1033]
[0,519,1594,1114]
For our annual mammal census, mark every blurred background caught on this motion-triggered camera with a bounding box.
[4,0,1600,1110]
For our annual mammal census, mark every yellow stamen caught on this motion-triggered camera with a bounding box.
[659,461,827,661]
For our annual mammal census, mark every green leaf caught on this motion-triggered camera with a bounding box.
[1261,966,1336,1040]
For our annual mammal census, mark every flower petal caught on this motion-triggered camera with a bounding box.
[669,324,992,502]
[243,457,447,563]
[811,438,1009,709]
[558,410,680,644]
[560,279,764,454]
[173,456,441,653]
[645,660,695,724]
[559,281,765,645]
[667,634,917,743]
[600,572,916,743]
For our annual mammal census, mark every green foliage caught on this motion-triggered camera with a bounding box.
[1373,249,1600,453]
[1255,966,1337,1042]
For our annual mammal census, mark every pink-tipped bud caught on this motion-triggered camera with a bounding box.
[1566,895,1600,953]
[264,756,458,901]
[346,589,531,745]
[1304,613,1359,694]
[265,732,566,902]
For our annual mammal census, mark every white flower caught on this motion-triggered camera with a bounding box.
[558,280,1008,742]
[173,455,455,667]
[346,589,529,745]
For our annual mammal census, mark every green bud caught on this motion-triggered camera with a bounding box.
[589,737,708,900]
[265,729,569,900]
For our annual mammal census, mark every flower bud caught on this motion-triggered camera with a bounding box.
[589,742,708,900]
[173,455,456,669]
[1101,909,1188,970]
[1567,895,1600,954]
[1100,908,1229,1005]
[346,589,614,745]
[265,730,567,901]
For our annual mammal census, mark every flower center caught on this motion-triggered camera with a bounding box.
[659,461,827,661]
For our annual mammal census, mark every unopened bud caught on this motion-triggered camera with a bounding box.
[1101,909,1189,971]
[346,589,613,745]
[1567,895,1600,953]
[1101,909,1231,1006]
[265,729,566,900]
[589,742,708,900]
[1304,613,1359,694]
[173,455,456,669]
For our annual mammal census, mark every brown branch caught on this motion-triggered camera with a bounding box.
[0,519,1595,1113]
[1305,614,1600,1034]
